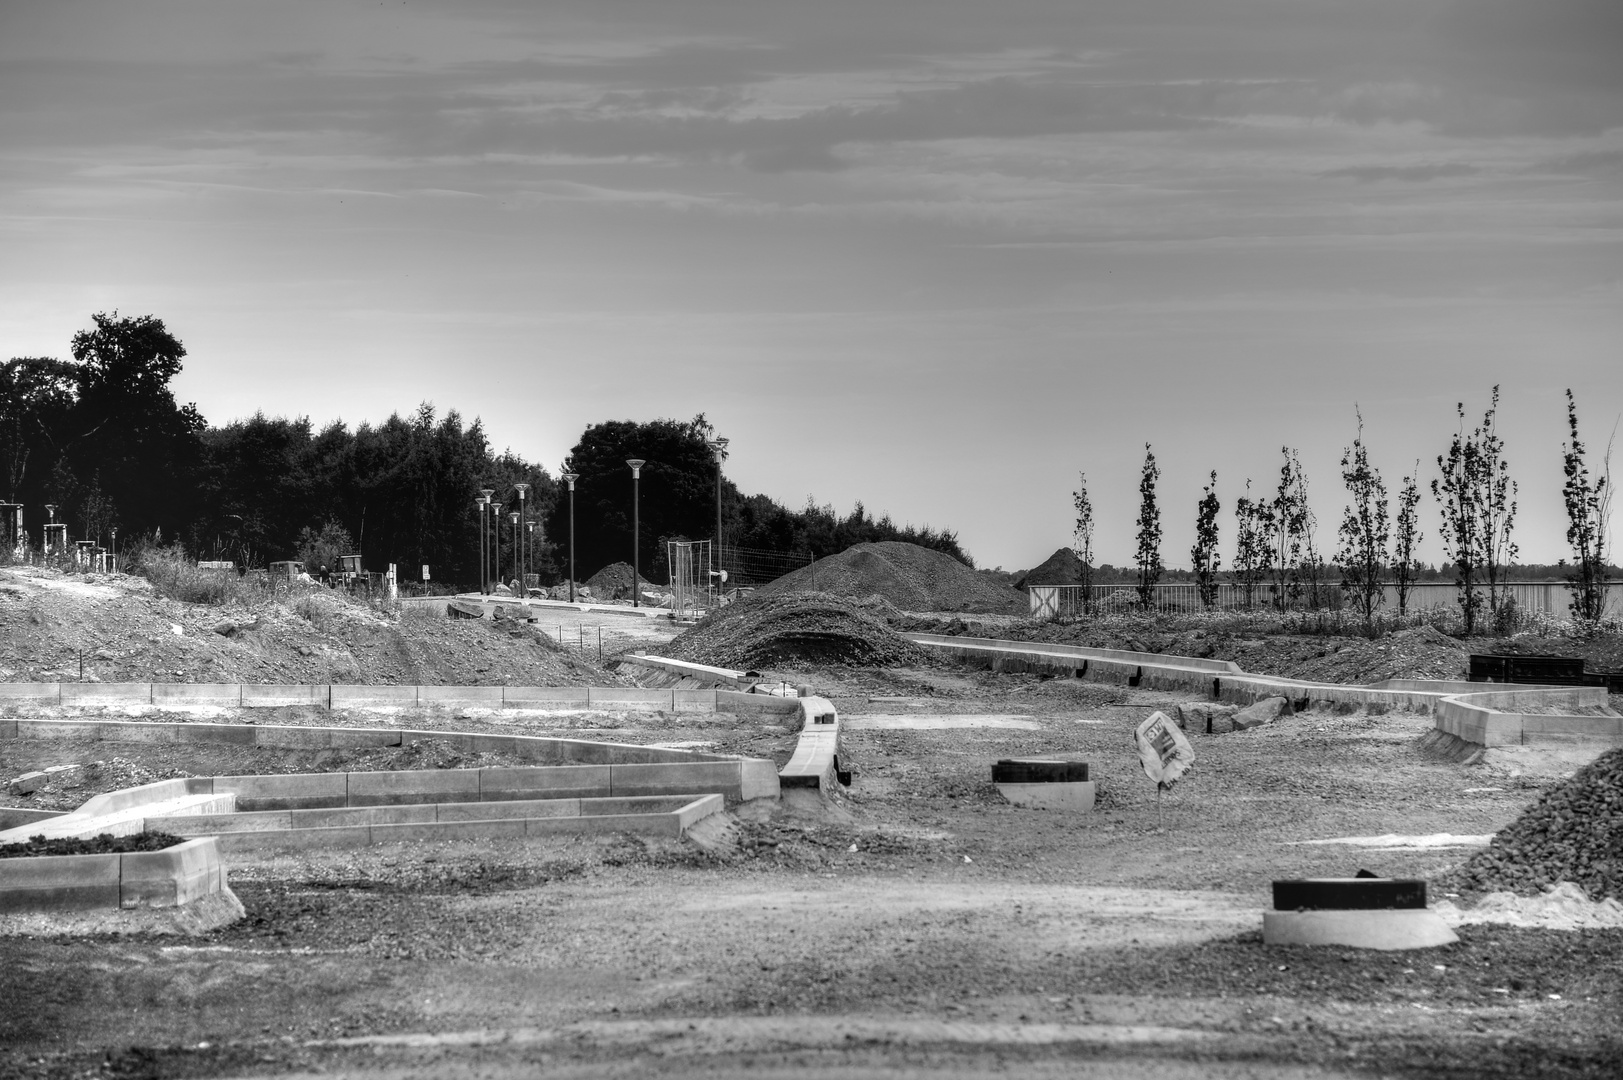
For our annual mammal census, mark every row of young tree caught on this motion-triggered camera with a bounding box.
[3,313,966,588]
[1071,387,1615,631]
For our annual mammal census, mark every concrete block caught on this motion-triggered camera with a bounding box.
[61,683,151,706]
[8,771,49,795]
[1519,715,1623,739]
[213,826,372,854]
[119,839,221,907]
[502,686,590,707]
[739,758,781,801]
[1262,909,1457,950]
[293,805,435,828]
[470,734,521,755]
[396,729,477,751]
[76,778,192,817]
[579,795,694,815]
[152,683,241,707]
[253,725,333,749]
[241,684,329,708]
[331,685,418,708]
[99,722,178,744]
[997,780,1096,811]
[526,812,680,838]
[13,720,103,740]
[717,689,799,716]
[587,687,674,711]
[0,683,60,705]
[347,768,481,806]
[675,793,725,831]
[507,737,569,763]
[371,818,528,844]
[673,689,719,713]
[610,761,741,798]
[212,772,348,811]
[329,727,402,749]
[177,722,257,746]
[479,765,612,801]
[0,852,121,913]
[149,810,293,834]
[419,685,505,707]
[438,799,579,821]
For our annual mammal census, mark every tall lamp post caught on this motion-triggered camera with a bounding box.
[626,459,645,608]
[513,483,530,597]
[478,490,495,594]
[508,511,520,591]
[707,437,728,600]
[491,503,503,593]
[562,472,578,602]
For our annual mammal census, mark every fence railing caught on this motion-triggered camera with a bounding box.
[1027,581,1623,620]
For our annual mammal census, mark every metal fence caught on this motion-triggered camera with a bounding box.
[1028,580,1623,620]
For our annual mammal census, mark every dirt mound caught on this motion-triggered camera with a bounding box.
[1013,548,1084,590]
[1445,747,1623,902]
[661,592,937,670]
[0,566,622,687]
[760,542,1025,615]
[1225,625,1469,683]
[584,562,655,598]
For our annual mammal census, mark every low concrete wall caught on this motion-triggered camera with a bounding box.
[188,794,724,854]
[780,696,840,789]
[908,633,1623,750]
[0,837,226,913]
[624,655,759,688]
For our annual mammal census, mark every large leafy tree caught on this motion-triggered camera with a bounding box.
[0,357,77,506]
[63,312,205,538]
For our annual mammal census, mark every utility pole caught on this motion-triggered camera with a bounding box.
[626,459,645,608]
[563,472,578,602]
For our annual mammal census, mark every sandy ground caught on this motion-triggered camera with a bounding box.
[3,667,1620,1079]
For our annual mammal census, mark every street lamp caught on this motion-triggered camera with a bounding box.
[707,437,729,601]
[562,472,579,602]
[526,519,537,597]
[626,459,645,608]
[491,503,504,594]
[478,489,494,594]
[508,511,520,590]
[513,483,530,597]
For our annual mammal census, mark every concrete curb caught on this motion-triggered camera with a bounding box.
[905,633,1623,750]
[0,837,227,914]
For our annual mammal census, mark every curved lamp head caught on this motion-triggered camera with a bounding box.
[514,482,530,500]
[626,458,646,478]
[509,511,520,524]
[479,488,495,500]
[562,471,578,491]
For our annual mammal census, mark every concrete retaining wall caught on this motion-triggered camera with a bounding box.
[0,837,227,913]
[780,696,840,789]
[175,794,724,854]
[907,633,1623,750]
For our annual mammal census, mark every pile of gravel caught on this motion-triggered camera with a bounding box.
[584,562,654,596]
[761,542,1026,615]
[1447,747,1623,901]
[662,592,937,670]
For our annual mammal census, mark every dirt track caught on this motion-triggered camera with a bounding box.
[3,670,1620,1079]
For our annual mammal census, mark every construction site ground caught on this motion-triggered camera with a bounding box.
[5,665,1621,1079]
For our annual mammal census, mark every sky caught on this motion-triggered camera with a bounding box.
[2,0,1620,572]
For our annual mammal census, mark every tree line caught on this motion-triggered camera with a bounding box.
[3,313,967,588]
[1071,387,1616,631]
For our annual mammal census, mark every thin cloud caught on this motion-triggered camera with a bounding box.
[1318,162,1482,183]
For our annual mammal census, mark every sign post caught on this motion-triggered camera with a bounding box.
[1134,711,1195,829]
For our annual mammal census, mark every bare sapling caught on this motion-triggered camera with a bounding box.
[1476,386,1519,631]
[1071,471,1096,618]
[1561,389,1614,629]
[1135,444,1162,609]
[1269,447,1311,610]
[1233,479,1269,610]
[1393,465,1423,616]
[1191,470,1221,609]
[1335,408,1389,631]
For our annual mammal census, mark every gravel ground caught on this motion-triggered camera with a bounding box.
[3,667,1620,1079]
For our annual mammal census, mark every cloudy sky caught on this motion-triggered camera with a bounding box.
[2,0,1619,571]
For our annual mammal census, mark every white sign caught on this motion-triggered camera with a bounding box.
[422,564,430,581]
[1135,711,1195,790]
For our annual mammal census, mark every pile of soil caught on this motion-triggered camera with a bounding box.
[583,562,655,597]
[0,831,186,858]
[1445,747,1623,902]
[761,542,1025,615]
[1012,548,1084,591]
[661,593,938,670]
[0,566,623,687]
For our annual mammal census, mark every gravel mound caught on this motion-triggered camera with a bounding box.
[584,561,654,597]
[1446,747,1623,902]
[761,542,1025,615]
[661,592,937,670]
[1013,548,1084,590]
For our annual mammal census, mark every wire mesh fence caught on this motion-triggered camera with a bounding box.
[715,544,814,589]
